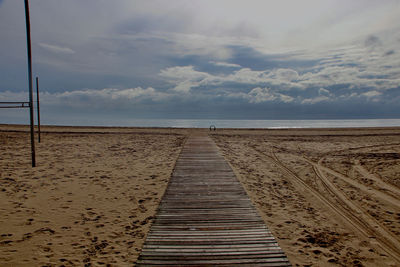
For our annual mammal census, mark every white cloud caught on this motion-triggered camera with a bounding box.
[294,35,400,91]
[319,88,330,95]
[273,68,299,82]
[301,95,330,105]
[159,66,214,92]
[247,87,294,103]
[159,65,306,93]
[226,68,267,84]
[209,61,241,68]
[38,43,75,54]
[159,66,210,82]
[280,94,295,103]
[158,31,400,100]
[362,90,381,98]
[228,68,304,90]
[58,87,166,102]
[0,87,168,110]
[224,68,301,86]
[0,90,27,101]
[232,68,300,88]
[171,80,199,93]
[248,87,276,103]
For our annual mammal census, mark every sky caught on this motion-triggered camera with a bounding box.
[1,0,400,125]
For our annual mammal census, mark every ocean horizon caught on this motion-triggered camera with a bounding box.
[33,118,400,129]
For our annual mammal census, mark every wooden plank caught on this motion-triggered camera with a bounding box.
[136,134,291,266]
[140,251,286,256]
[143,245,284,251]
[147,234,275,239]
[137,258,291,265]
[145,241,283,246]
[139,253,288,260]
[148,232,273,236]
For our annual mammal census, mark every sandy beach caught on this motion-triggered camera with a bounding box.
[0,125,187,266]
[1,125,400,266]
[212,128,400,267]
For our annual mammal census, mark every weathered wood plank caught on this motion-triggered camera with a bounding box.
[139,253,288,260]
[136,134,291,266]
[145,240,283,246]
[140,251,286,256]
[137,258,291,265]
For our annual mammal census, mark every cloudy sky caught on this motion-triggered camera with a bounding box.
[1,0,400,125]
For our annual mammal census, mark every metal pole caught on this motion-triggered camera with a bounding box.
[36,77,41,143]
[25,0,36,167]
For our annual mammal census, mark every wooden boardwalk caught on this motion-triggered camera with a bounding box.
[137,134,291,266]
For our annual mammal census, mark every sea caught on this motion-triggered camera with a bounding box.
[3,114,400,129]
[77,118,400,128]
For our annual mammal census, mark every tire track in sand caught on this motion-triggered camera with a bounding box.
[312,165,400,262]
[311,158,400,208]
[319,143,400,157]
[353,160,400,198]
[248,146,400,264]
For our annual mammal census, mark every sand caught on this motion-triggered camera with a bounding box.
[0,125,187,266]
[211,128,400,267]
[1,125,400,266]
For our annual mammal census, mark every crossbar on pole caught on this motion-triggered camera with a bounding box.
[0,102,30,108]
